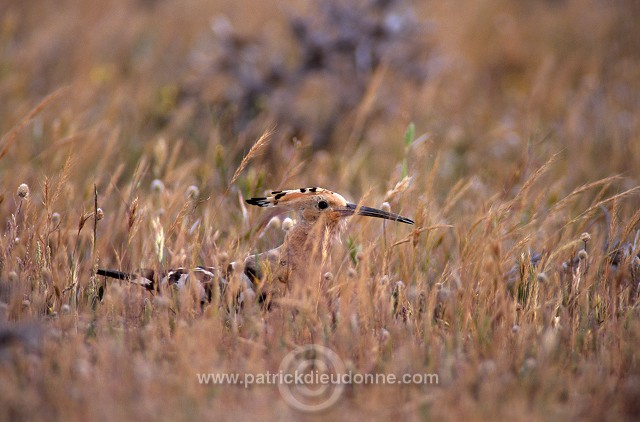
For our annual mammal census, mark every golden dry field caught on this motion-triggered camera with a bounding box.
[1,0,640,420]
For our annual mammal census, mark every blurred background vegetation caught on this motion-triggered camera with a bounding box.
[2,0,638,196]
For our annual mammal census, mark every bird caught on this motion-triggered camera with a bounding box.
[243,187,413,299]
[97,187,414,304]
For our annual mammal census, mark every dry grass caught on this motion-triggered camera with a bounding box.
[1,0,639,420]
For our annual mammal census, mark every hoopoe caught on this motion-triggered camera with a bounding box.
[97,187,413,304]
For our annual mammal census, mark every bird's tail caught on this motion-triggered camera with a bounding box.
[96,268,157,291]
[96,268,133,280]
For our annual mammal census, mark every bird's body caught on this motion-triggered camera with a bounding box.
[97,187,413,304]
[95,266,222,303]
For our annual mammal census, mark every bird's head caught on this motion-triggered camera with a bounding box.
[246,187,414,226]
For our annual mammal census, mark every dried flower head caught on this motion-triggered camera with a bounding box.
[522,358,537,373]
[578,250,588,261]
[380,328,391,344]
[96,208,104,221]
[186,185,200,200]
[282,217,295,232]
[8,271,18,283]
[151,179,165,194]
[17,183,30,199]
[51,212,61,226]
[580,232,591,243]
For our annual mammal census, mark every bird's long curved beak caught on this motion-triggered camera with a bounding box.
[340,203,414,225]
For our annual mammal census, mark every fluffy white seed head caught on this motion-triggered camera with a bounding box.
[51,212,61,226]
[17,183,30,199]
[151,179,165,194]
[186,185,200,200]
[282,217,295,232]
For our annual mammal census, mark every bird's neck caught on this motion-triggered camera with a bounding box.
[279,218,341,280]
[285,217,341,251]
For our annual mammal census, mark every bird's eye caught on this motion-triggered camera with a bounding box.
[318,200,329,210]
